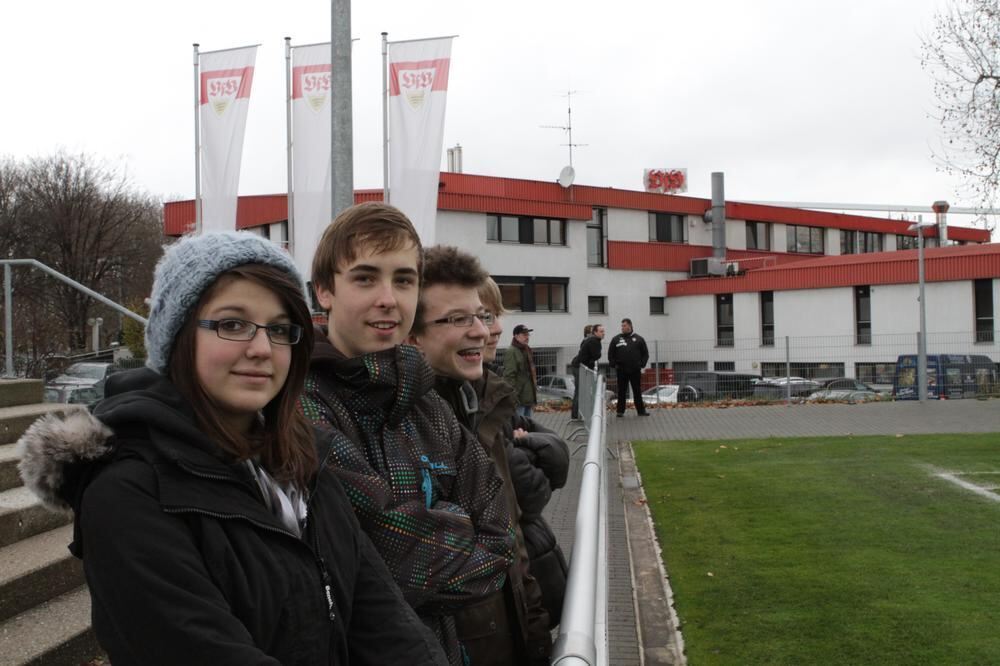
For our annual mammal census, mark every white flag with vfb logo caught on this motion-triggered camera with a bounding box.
[199,45,257,233]
[290,42,332,278]
[388,37,453,244]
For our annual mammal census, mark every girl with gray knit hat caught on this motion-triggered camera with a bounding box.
[17,231,445,665]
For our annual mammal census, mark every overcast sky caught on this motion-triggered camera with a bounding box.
[3,0,990,233]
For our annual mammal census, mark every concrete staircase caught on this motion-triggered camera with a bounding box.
[0,379,101,665]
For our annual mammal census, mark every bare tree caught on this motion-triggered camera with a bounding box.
[0,153,163,371]
[922,0,1000,223]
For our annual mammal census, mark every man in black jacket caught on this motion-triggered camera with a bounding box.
[608,318,650,417]
[570,324,605,419]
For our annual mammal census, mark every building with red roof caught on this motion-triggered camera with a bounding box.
[163,172,998,384]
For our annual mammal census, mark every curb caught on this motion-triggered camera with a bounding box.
[618,440,686,665]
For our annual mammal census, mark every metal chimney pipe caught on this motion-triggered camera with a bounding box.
[711,172,726,260]
[932,200,950,245]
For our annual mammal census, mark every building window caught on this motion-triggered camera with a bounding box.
[714,361,736,372]
[493,275,569,313]
[896,233,939,250]
[648,212,686,243]
[974,278,994,342]
[860,232,882,253]
[588,296,607,315]
[786,225,825,254]
[746,221,771,250]
[760,291,774,347]
[841,230,857,254]
[855,362,895,385]
[855,286,871,345]
[588,208,607,267]
[486,214,566,245]
[649,296,665,315]
[716,294,734,347]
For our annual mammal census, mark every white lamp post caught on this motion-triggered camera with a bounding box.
[908,202,947,403]
[87,317,103,353]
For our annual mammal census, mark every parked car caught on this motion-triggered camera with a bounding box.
[641,384,701,406]
[815,377,879,392]
[537,374,616,405]
[537,374,575,400]
[42,384,102,407]
[675,371,759,400]
[46,361,120,398]
[806,388,880,404]
[754,376,821,399]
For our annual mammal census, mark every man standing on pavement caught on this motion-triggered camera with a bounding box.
[608,318,650,417]
[570,324,605,420]
[504,325,537,418]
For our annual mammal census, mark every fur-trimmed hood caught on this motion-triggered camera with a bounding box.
[17,409,113,512]
[17,368,206,515]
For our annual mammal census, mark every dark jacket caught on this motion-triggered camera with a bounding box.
[571,335,602,371]
[300,338,515,666]
[608,331,649,373]
[473,370,570,626]
[16,368,444,666]
[502,344,536,407]
[435,376,551,665]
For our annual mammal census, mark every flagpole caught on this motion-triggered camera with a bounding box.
[331,0,353,217]
[193,43,202,234]
[382,32,389,203]
[285,37,294,256]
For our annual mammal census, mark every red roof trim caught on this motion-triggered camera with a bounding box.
[163,172,990,242]
[665,243,1000,296]
[608,240,815,272]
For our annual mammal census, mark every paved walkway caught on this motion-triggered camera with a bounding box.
[537,398,1000,664]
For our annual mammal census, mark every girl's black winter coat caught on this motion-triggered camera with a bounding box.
[16,368,445,666]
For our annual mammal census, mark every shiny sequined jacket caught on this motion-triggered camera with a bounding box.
[300,337,515,666]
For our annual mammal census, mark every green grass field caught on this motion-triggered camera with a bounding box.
[632,434,1000,665]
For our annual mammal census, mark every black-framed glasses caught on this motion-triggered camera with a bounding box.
[426,312,496,328]
[198,319,303,345]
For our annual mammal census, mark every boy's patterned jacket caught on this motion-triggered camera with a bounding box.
[300,336,514,665]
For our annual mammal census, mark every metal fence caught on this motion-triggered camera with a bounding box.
[552,368,609,666]
[501,330,1000,406]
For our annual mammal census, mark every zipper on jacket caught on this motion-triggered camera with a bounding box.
[164,502,337,624]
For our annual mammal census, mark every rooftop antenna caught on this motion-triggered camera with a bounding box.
[541,89,587,168]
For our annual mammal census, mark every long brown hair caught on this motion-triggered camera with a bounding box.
[168,264,317,489]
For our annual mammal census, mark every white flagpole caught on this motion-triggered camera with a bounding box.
[382,31,389,203]
[285,37,294,256]
[193,43,202,234]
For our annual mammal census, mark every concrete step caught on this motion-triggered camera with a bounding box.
[0,524,82,623]
[0,444,19,493]
[0,487,71,549]
[0,380,43,409]
[0,403,75,446]
[0,586,99,666]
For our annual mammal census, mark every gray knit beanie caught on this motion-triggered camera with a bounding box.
[145,231,304,374]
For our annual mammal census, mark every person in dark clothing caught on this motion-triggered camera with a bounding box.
[608,317,650,417]
[16,231,445,666]
[476,277,570,628]
[409,247,553,666]
[300,203,515,666]
[503,324,537,418]
[570,323,605,419]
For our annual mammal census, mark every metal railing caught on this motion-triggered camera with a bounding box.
[552,370,609,666]
[2,259,147,378]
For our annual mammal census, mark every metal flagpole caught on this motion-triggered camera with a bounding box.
[382,32,389,203]
[285,37,294,256]
[193,43,202,234]
[331,0,353,217]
